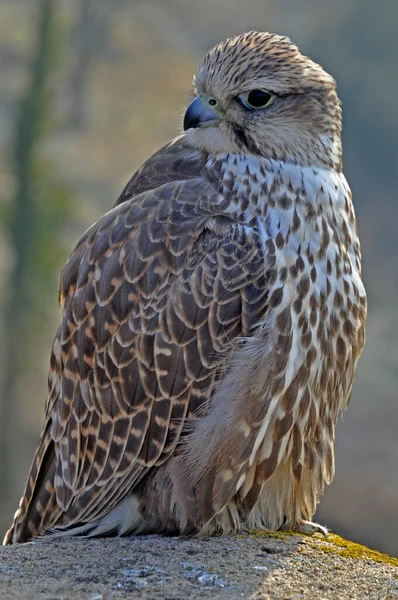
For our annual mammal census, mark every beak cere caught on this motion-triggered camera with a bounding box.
[183,96,220,131]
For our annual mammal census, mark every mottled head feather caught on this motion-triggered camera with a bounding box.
[197,31,335,95]
[187,31,342,170]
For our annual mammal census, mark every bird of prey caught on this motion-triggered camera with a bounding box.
[4,31,366,544]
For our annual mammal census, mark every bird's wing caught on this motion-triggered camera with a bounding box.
[9,139,270,540]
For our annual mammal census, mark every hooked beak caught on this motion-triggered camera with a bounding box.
[183,96,221,131]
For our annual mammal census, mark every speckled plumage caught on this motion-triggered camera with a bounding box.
[4,31,366,544]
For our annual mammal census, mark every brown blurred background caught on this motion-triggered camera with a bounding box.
[0,0,397,555]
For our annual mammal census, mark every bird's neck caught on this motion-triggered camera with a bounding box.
[205,153,346,217]
[205,153,358,267]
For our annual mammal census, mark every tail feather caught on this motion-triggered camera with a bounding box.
[3,430,58,545]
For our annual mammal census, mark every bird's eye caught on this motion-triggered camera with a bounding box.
[208,98,217,106]
[239,90,273,110]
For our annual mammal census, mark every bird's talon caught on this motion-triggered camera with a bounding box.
[298,520,328,537]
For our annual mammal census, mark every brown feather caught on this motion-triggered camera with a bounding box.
[4,31,366,544]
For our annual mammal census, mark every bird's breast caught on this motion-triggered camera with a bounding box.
[207,153,366,415]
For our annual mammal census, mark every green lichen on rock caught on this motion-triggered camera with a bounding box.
[248,530,398,568]
[316,534,398,567]
[248,530,293,540]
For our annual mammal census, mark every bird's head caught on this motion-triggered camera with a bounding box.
[183,31,342,171]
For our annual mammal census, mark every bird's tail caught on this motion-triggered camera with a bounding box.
[3,428,59,545]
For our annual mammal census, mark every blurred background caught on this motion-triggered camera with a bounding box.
[0,0,397,555]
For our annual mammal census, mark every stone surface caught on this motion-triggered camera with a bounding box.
[0,533,397,599]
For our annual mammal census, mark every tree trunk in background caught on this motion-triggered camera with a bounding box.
[0,0,55,524]
[68,0,95,130]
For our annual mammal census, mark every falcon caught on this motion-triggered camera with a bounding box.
[4,31,366,544]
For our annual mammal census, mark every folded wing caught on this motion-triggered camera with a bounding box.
[5,140,270,542]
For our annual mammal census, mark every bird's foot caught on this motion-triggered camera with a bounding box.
[297,520,328,537]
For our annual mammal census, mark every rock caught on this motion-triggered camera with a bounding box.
[0,532,397,599]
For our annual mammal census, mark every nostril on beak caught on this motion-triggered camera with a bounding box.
[183,96,220,131]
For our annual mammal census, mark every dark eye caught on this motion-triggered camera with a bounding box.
[240,89,273,110]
